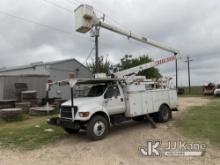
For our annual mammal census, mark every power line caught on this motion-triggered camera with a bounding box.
[84,47,95,65]
[50,47,94,74]
[0,10,92,42]
[64,0,80,6]
[49,0,145,48]
[92,8,128,31]
[67,1,144,49]
[42,0,73,13]
[64,0,130,31]
[0,8,96,73]
[73,0,82,5]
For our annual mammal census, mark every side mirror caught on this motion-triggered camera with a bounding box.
[113,87,118,99]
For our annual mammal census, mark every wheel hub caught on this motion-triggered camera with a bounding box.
[93,121,105,136]
[163,109,169,120]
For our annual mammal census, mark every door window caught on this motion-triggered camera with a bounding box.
[104,86,120,99]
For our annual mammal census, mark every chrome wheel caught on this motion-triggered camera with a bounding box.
[93,121,105,136]
[87,115,109,140]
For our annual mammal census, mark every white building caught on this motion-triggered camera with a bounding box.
[0,58,93,100]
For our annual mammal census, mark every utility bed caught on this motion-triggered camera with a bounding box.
[125,84,177,117]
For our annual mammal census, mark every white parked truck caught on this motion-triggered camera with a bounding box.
[48,55,178,140]
[214,84,220,96]
[48,4,179,140]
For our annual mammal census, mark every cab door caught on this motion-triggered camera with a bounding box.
[103,85,125,115]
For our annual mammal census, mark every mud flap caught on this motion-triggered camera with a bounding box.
[47,117,61,126]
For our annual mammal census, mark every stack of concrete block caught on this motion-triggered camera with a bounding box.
[15,102,31,113]
[14,83,28,102]
[21,90,38,106]
[0,108,22,121]
[0,100,15,109]
[29,106,54,116]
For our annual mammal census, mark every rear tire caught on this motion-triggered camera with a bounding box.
[87,115,109,141]
[157,105,172,123]
[64,127,80,134]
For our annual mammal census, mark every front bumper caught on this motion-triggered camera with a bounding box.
[214,93,220,96]
[48,117,80,129]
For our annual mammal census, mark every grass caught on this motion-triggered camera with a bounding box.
[0,115,65,150]
[175,98,220,147]
[180,86,204,96]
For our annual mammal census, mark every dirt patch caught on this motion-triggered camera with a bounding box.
[0,97,219,165]
[175,97,210,118]
[178,97,210,111]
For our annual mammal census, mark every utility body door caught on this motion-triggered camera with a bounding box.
[103,85,125,115]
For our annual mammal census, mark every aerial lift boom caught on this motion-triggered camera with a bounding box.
[74,4,179,54]
[97,22,179,54]
[74,4,179,87]
[114,55,176,78]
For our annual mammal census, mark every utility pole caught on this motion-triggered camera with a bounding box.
[174,53,178,90]
[184,56,193,93]
[94,25,100,73]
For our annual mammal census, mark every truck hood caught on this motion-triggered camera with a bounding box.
[214,89,220,93]
[61,97,102,107]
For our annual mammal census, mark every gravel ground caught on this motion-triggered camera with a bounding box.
[0,97,219,165]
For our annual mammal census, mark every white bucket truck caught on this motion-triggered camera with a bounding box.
[48,4,179,140]
[48,55,178,140]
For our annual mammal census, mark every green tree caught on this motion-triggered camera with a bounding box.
[87,56,112,74]
[118,54,161,79]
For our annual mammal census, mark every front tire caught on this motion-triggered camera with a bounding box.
[64,127,80,134]
[87,115,109,141]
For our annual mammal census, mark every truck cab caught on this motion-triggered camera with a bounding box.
[61,81,125,120]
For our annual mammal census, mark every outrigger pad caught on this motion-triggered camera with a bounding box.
[146,114,157,129]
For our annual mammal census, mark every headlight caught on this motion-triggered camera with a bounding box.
[79,112,90,117]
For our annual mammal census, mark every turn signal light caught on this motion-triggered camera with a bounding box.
[79,112,90,117]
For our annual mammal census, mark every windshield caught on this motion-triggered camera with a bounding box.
[217,85,220,89]
[86,85,107,97]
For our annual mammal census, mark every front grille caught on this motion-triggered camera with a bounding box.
[60,106,78,119]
